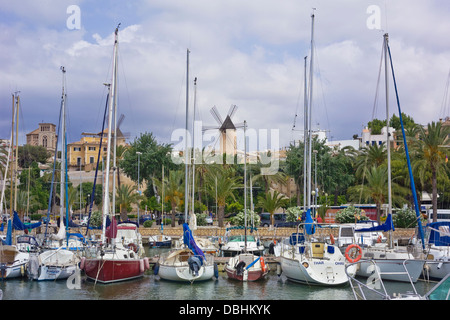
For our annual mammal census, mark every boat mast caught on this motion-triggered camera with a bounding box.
[60,67,66,229]
[13,93,20,213]
[303,56,308,213]
[307,11,315,210]
[191,77,197,219]
[384,33,393,248]
[112,31,119,222]
[102,25,119,244]
[184,49,190,224]
[244,120,248,252]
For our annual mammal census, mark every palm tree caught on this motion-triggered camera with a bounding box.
[412,122,450,222]
[153,170,184,227]
[115,184,140,221]
[203,165,241,227]
[348,165,409,224]
[354,143,387,182]
[256,190,288,227]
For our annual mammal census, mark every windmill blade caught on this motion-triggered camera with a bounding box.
[210,106,223,125]
[233,122,245,128]
[202,125,221,132]
[228,104,238,119]
[117,114,125,129]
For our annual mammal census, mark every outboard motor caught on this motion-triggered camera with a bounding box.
[235,261,246,276]
[27,253,40,280]
[188,256,202,276]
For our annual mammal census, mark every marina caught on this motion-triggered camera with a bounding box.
[1,3,450,311]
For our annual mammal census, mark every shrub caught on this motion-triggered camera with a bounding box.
[285,207,303,222]
[143,220,153,228]
[335,206,369,223]
[230,210,260,227]
[393,207,423,228]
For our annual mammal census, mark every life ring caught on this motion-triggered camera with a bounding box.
[330,234,335,245]
[376,235,382,243]
[260,257,267,272]
[128,243,138,253]
[345,244,362,263]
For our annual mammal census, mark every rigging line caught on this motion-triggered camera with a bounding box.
[311,41,331,138]
[439,68,450,119]
[372,41,385,121]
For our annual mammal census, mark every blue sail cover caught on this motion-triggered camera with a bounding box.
[357,213,394,233]
[427,222,450,247]
[13,211,41,230]
[182,223,205,263]
[3,220,12,245]
[304,209,315,235]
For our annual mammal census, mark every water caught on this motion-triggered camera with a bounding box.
[0,247,436,301]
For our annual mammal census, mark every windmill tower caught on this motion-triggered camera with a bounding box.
[204,105,244,156]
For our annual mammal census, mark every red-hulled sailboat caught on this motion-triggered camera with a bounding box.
[81,25,149,284]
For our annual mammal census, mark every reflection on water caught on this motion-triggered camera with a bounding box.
[0,246,435,300]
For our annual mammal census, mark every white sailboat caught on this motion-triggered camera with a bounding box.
[28,67,81,281]
[154,50,217,283]
[354,34,426,283]
[279,12,356,286]
[421,221,450,281]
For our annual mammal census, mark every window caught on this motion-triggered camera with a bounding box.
[77,157,81,166]
[90,156,95,164]
[89,147,96,151]
[42,136,48,148]
[73,147,81,151]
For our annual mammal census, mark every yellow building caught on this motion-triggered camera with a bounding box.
[67,129,126,170]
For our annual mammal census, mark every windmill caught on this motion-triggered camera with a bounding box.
[203,105,244,157]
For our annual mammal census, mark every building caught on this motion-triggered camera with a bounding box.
[361,126,396,148]
[26,123,58,153]
[67,128,127,170]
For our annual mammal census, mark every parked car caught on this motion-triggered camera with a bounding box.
[80,216,89,226]
[205,215,213,225]
[260,212,289,227]
[138,214,152,225]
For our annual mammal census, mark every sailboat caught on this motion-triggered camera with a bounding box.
[154,50,216,283]
[1,93,43,280]
[421,221,450,281]
[225,121,269,281]
[27,67,81,281]
[81,25,149,284]
[155,223,217,282]
[354,33,426,283]
[279,13,356,286]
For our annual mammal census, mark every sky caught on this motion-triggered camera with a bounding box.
[1,0,450,153]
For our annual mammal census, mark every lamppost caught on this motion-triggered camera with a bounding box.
[136,151,142,226]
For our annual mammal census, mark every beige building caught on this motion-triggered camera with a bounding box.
[67,129,127,170]
[26,123,58,153]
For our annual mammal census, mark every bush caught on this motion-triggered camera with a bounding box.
[285,207,303,222]
[335,206,369,223]
[143,220,153,228]
[230,210,260,227]
[393,207,423,228]
[195,213,208,226]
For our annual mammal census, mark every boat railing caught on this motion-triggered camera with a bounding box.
[159,250,214,266]
[345,259,420,300]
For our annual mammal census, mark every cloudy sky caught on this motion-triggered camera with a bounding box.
[1,0,450,152]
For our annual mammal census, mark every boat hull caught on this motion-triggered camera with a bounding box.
[225,254,269,281]
[281,255,353,286]
[423,260,450,281]
[225,266,267,282]
[356,259,425,282]
[83,258,146,284]
[33,265,77,281]
[157,263,215,282]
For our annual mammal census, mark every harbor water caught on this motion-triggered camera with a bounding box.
[0,247,436,301]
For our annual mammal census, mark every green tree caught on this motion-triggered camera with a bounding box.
[203,165,241,227]
[18,145,50,168]
[367,118,386,135]
[153,170,184,227]
[115,184,140,221]
[412,121,450,222]
[256,190,288,227]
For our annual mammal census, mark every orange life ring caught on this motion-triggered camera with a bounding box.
[260,257,267,272]
[128,243,138,253]
[345,244,362,263]
[330,234,335,245]
[377,235,382,243]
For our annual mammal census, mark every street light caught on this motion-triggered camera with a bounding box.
[136,151,142,226]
